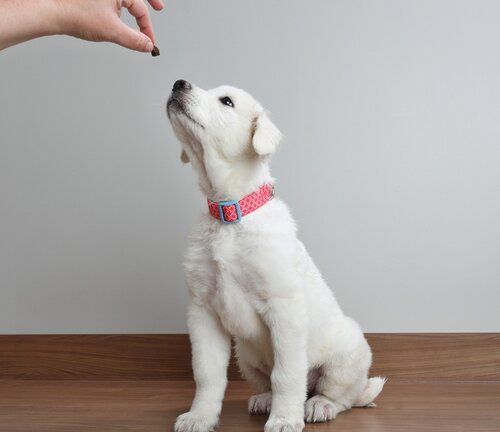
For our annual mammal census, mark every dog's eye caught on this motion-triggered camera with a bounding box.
[219,96,234,108]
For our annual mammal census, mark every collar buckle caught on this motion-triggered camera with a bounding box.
[217,200,242,224]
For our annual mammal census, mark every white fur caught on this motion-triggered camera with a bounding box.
[167,82,384,432]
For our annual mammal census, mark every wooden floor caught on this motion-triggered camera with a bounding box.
[0,380,498,432]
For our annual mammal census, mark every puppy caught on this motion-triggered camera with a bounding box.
[167,80,384,432]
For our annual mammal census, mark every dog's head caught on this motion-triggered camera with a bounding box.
[166,80,282,198]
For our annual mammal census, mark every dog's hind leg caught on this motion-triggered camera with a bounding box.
[235,340,271,391]
[238,358,271,391]
[305,363,366,422]
[305,338,383,423]
[236,351,273,415]
[305,363,365,423]
[239,361,273,415]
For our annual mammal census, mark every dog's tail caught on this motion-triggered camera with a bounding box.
[354,376,386,407]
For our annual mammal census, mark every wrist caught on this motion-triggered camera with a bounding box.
[41,0,69,36]
[0,0,61,50]
[12,0,66,38]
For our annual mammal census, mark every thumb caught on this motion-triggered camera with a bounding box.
[110,20,154,52]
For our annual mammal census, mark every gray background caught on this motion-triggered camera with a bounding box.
[0,0,499,334]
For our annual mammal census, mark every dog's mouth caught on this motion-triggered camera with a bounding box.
[167,97,205,129]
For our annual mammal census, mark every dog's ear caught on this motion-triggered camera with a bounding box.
[252,111,282,156]
[180,149,190,164]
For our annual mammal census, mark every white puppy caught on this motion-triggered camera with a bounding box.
[167,80,384,432]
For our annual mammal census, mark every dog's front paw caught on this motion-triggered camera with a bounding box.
[174,412,217,432]
[248,391,272,415]
[264,415,304,432]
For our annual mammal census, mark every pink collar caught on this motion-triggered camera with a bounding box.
[207,184,275,224]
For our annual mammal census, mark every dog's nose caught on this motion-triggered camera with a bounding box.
[173,79,192,92]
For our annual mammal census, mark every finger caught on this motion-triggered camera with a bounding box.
[110,18,154,52]
[121,0,155,43]
[147,0,165,11]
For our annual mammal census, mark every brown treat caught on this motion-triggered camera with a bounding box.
[151,45,160,57]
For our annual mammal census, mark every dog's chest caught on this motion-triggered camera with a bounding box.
[211,277,264,340]
[208,229,267,340]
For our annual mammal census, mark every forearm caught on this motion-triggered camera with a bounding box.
[0,0,62,51]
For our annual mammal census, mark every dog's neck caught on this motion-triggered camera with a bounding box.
[203,160,273,202]
[211,166,272,202]
[187,143,273,202]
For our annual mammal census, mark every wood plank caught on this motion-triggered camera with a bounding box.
[0,335,195,380]
[0,334,498,381]
[367,333,500,381]
[0,380,498,432]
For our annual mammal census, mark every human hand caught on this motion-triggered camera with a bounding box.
[55,0,164,52]
[0,0,164,53]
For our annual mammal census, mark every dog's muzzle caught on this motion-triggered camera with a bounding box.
[168,79,192,112]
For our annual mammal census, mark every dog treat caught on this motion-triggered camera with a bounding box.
[151,45,160,57]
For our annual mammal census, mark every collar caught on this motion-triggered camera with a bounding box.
[207,184,275,224]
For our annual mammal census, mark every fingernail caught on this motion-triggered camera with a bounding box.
[145,40,154,52]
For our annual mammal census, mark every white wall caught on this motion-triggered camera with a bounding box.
[0,0,499,334]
